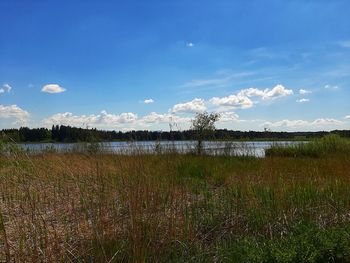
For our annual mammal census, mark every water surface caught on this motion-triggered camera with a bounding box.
[20,140,303,157]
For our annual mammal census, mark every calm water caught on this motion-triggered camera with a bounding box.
[19,141,303,157]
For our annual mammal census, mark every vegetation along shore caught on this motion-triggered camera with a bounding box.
[1,125,350,143]
[1,134,350,262]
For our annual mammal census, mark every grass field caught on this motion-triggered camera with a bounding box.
[1,137,350,262]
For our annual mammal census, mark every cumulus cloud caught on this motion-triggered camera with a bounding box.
[171,98,206,113]
[42,110,191,130]
[312,119,343,126]
[0,104,30,125]
[345,115,350,120]
[141,112,172,123]
[43,111,138,128]
[218,112,240,122]
[141,112,190,125]
[299,89,311,95]
[140,111,240,127]
[209,84,293,109]
[210,94,253,109]
[143,99,154,104]
[235,85,293,101]
[296,98,310,103]
[263,120,308,128]
[42,84,66,93]
[0,84,12,94]
[263,118,343,129]
[240,85,293,100]
[43,112,94,127]
[101,111,138,124]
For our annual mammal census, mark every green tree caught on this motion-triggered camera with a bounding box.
[191,112,220,155]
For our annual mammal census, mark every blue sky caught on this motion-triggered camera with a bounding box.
[0,0,349,131]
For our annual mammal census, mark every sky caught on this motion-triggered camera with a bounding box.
[0,0,350,132]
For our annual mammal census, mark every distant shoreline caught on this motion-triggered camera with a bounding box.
[1,125,349,143]
[16,138,311,144]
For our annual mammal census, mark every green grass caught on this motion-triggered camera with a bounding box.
[265,135,350,158]
[218,223,350,263]
[0,137,350,262]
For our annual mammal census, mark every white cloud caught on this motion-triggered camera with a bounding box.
[143,99,154,104]
[218,112,240,122]
[171,98,206,113]
[186,42,194,47]
[0,84,12,94]
[42,109,241,130]
[210,94,253,109]
[324,84,339,90]
[42,84,66,93]
[263,118,343,129]
[43,112,95,127]
[299,89,311,95]
[101,111,138,124]
[140,111,240,127]
[236,85,293,101]
[345,115,350,120]
[236,88,266,98]
[312,119,344,126]
[263,119,308,128]
[209,84,293,109]
[245,85,293,100]
[42,110,192,130]
[141,112,190,125]
[42,111,137,128]
[296,98,310,103]
[141,112,172,123]
[0,104,30,125]
[53,110,240,129]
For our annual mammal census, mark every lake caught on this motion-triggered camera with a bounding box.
[19,141,303,157]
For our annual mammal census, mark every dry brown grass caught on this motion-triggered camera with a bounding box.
[0,152,350,262]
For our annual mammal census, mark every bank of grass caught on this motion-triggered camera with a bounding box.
[265,134,350,158]
[0,140,350,262]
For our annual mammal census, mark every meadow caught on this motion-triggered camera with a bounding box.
[1,136,350,262]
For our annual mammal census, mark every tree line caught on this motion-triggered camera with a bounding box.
[1,125,349,143]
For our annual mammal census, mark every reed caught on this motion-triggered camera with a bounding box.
[265,134,350,158]
[0,137,350,262]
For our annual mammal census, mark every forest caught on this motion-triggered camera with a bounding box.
[1,125,350,142]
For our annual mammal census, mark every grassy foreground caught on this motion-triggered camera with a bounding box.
[1,140,350,262]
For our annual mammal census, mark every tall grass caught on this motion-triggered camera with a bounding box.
[0,137,350,262]
[266,134,350,157]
